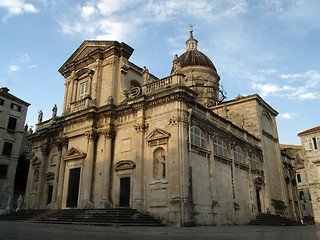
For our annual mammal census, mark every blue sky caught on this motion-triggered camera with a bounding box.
[0,0,319,145]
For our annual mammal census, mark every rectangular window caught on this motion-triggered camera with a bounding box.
[0,98,4,105]
[314,139,318,149]
[2,141,13,156]
[297,173,301,183]
[79,82,88,100]
[0,164,8,177]
[11,103,21,112]
[7,117,17,131]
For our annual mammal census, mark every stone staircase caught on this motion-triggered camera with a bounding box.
[0,208,165,226]
[0,209,50,221]
[249,213,302,226]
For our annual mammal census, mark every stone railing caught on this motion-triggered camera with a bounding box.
[70,97,91,112]
[142,73,184,95]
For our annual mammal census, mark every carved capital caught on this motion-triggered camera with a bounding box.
[102,128,115,139]
[134,122,149,133]
[169,114,188,126]
[85,130,98,141]
[56,138,68,151]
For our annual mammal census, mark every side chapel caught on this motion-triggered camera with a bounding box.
[25,28,291,225]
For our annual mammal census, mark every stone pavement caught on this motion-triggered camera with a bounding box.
[0,221,319,240]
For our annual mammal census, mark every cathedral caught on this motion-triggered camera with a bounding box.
[25,29,289,226]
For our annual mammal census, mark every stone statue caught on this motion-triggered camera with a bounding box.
[142,66,150,84]
[52,104,57,119]
[16,195,23,211]
[172,54,181,74]
[157,153,166,179]
[38,110,43,123]
[6,196,11,211]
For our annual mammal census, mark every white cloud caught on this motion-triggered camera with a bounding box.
[57,0,248,41]
[0,0,38,21]
[298,92,317,100]
[252,82,294,98]
[8,65,19,72]
[81,5,95,19]
[251,70,320,100]
[279,113,293,119]
[258,69,278,74]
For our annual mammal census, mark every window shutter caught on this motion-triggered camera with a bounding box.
[304,142,309,151]
[307,138,314,150]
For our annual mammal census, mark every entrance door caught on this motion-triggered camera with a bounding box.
[119,177,130,207]
[66,168,80,208]
[256,188,261,213]
[47,185,53,205]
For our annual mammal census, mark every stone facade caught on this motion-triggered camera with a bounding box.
[0,87,30,213]
[25,31,290,225]
[280,145,304,221]
[298,126,320,223]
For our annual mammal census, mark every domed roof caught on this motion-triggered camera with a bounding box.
[171,26,217,73]
[178,49,216,71]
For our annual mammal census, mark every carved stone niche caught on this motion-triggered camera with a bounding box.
[63,147,87,161]
[146,128,171,147]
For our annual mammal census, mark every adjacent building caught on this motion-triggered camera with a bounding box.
[280,144,304,221]
[0,87,30,213]
[25,30,290,225]
[298,126,320,223]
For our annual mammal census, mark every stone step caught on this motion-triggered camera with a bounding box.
[249,213,302,226]
[0,208,165,226]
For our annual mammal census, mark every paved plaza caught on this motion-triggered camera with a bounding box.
[0,222,320,240]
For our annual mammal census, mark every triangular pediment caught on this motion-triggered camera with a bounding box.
[63,147,87,161]
[61,41,115,69]
[59,40,134,77]
[146,128,171,141]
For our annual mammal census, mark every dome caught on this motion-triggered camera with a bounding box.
[171,26,217,74]
[178,49,217,72]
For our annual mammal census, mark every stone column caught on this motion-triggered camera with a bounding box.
[52,139,68,209]
[73,80,78,102]
[99,129,113,208]
[80,130,97,208]
[36,143,50,208]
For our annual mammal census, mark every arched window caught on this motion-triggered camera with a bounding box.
[233,146,246,164]
[261,113,273,136]
[191,126,206,148]
[250,153,261,170]
[214,137,228,157]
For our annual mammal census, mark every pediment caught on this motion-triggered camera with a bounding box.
[63,147,87,161]
[61,41,115,68]
[146,128,171,141]
[254,177,264,185]
[59,40,134,77]
[31,157,41,167]
[45,172,55,181]
[115,160,136,171]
